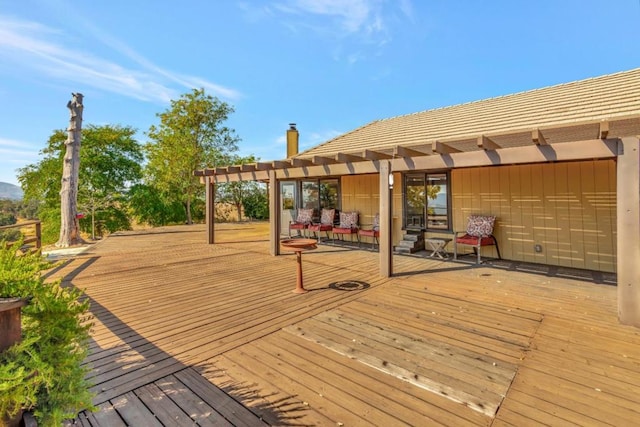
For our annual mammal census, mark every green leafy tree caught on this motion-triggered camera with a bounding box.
[241,182,269,220]
[128,184,186,227]
[17,125,143,243]
[216,155,262,221]
[145,89,239,225]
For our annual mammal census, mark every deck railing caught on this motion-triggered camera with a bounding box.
[0,220,42,250]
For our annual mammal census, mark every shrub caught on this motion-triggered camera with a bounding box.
[0,241,94,425]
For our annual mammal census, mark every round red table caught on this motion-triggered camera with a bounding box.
[280,239,318,293]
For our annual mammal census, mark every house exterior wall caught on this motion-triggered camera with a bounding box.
[340,173,403,246]
[451,160,617,272]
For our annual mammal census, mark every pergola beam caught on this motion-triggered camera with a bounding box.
[255,162,273,171]
[240,164,257,172]
[226,166,241,173]
[312,155,338,165]
[477,135,501,150]
[272,160,289,169]
[432,140,461,154]
[336,152,363,163]
[290,158,314,167]
[532,129,548,145]
[599,121,610,139]
[394,145,430,158]
[362,149,392,160]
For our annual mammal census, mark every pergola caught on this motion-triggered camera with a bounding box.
[195,68,640,326]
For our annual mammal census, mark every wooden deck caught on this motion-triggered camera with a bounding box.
[46,223,640,426]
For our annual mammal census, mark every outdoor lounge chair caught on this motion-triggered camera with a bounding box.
[332,211,359,245]
[453,215,500,264]
[288,208,314,238]
[308,208,335,242]
[358,213,380,250]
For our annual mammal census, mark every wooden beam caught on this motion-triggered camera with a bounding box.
[272,160,289,169]
[532,129,548,145]
[312,155,338,165]
[240,164,257,172]
[432,140,461,154]
[362,149,392,160]
[336,152,363,163]
[477,135,501,150]
[290,157,314,167]
[599,121,610,139]
[214,167,227,175]
[255,162,273,171]
[226,166,241,173]
[394,145,430,158]
[193,170,205,177]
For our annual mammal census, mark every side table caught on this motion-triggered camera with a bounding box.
[425,238,452,259]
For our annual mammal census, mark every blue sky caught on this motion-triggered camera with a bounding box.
[1,0,639,186]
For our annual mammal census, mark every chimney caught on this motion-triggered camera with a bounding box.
[286,123,298,158]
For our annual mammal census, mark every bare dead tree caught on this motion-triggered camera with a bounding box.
[56,93,85,247]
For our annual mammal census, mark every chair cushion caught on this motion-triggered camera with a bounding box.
[359,229,379,237]
[466,215,495,237]
[320,208,335,225]
[339,211,358,228]
[456,234,496,246]
[309,223,332,231]
[295,208,314,224]
[290,222,306,230]
[333,227,356,234]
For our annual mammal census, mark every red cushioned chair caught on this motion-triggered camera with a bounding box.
[332,211,359,245]
[308,208,335,242]
[288,208,314,238]
[358,213,380,250]
[453,215,501,264]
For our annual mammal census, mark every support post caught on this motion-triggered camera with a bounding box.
[617,136,640,327]
[269,169,280,256]
[205,176,215,244]
[379,160,393,277]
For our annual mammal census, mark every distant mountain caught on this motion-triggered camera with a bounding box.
[0,182,23,200]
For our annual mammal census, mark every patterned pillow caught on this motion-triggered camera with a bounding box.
[466,215,496,237]
[296,208,314,224]
[372,213,380,231]
[339,211,358,228]
[320,208,335,225]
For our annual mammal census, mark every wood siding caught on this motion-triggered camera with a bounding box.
[341,173,404,246]
[452,160,617,272]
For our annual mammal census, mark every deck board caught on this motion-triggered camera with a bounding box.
[44,223,640,426]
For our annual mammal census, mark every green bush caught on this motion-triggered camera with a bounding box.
[0,241,94,425]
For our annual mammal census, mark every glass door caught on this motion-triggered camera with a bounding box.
[404,174,426,229]
[280,181,297,236]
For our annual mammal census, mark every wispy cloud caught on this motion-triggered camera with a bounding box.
[0,137,40,162]
[266,0,414,63]
[0,15,241,104]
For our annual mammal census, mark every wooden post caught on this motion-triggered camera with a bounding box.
[379,160,393,277]
[617,136,640,327]
[269,169,280,256]
[205,176,215,244]
[57,93,84,248]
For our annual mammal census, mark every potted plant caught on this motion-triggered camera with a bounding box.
[0,240,94,426]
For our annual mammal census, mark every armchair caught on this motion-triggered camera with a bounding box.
[308,208,335,242]
[358,213,380,250]
[453,215,500,264]
[332,211,359,245]
[288,208,314,238]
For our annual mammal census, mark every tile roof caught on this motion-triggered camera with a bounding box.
[296,68,640,158]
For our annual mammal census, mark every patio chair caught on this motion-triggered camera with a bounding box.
[288,208,314,238]
[453,215,501,264]
[332,211,359,245]
[308,208,335,242]
[358,213,380,250]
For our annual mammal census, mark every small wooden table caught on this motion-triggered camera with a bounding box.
[280,239,318,294]
[425,238,452,259]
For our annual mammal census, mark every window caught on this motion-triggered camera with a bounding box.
[298,178,341,219]
[403,172,450,231]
